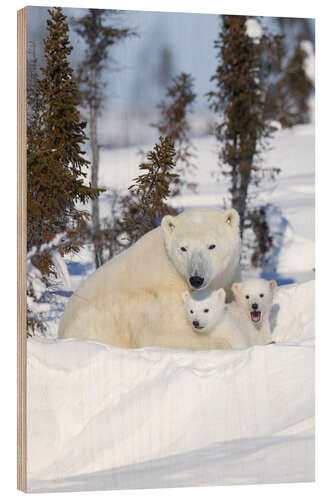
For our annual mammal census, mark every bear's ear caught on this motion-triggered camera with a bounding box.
[217,288,226,303]
[232,282,240,296]
[223,208,240,229]
[269,280,277,291]
[161,215,176,236]
[182,290,189,302]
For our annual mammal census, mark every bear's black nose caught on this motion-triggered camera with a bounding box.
[193,320,200,328]
[252,303,258,310]
[189,276,204,288]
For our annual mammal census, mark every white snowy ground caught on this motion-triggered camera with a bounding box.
[27,122,315,491]
[27,280,314,492]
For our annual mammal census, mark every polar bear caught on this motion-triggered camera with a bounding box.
[58,208,241,350]
[182,288,249,349]
[228,278,277,346]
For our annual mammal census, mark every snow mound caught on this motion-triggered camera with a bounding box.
[272,281,314,343]
[277,226,315,275]
[27,281,314,492]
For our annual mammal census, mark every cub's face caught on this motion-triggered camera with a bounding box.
[232,278,276,326]
[162,208,240,290]
[182,288,226,333]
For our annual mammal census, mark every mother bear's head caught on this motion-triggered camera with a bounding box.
[161,208,240,290]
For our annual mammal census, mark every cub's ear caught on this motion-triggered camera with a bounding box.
[269,280,277,291]
[182,290,190,302]
[161,215,176,236]
[232,282,240,296]
[217,288,226,303]
[223,208,240,229]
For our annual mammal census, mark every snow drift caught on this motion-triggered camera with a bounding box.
[27,280,314,492]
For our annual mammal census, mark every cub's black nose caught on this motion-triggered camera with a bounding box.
[252,303,258,310]
[189,276,204,288]
[193,320,200,328]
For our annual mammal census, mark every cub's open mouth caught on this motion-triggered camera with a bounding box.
[195,326,204,330]
[251,311,261,323]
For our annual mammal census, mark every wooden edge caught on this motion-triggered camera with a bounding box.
[17,7,27,493]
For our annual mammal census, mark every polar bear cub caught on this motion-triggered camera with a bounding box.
[229,278,277,346]
[182,288,249,349]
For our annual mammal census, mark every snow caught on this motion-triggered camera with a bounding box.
[301,40,315,85]
[26,280,314,492]
[25,10,315,491]
[245,18,263,41]
[26,118,315,491]
[51,250,71,292]
[27,234,79,337]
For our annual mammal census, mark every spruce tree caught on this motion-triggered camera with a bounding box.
[124,136,179,244]
[27,7,101,334]
[100,189,127,259]
[247,206,274,267]
[74,9,136,268]
[265,39,314,127]
[208,16,283,238]
[27,41,41,131]
[152,72,197,195]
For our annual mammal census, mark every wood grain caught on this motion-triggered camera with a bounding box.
[17,7,27,493]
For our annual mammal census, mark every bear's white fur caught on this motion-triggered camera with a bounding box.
[58,208,241,349]
[182,288,249,349]
[228,278,277,346]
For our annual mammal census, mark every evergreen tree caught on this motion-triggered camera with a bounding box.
[265,39,314,127]
[74,9,136,268]
[208,15,282,237]
[27,7,101,334]
[276,17,314,46]
[152,72,197,195]
[124,136,179,244]
[27,41,41,131]
[100,189,128,259]
[156,46,174,88]
[247,206,274,267]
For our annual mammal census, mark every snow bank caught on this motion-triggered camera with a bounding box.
[27,281,314,492]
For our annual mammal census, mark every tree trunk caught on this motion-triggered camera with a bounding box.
[89,66,103,269]
[229,136,251,238]
[238,165,251,238]
[230,159,251,239]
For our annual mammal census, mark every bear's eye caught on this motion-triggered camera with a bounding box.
[180,246,187,252]
[245,295,250,299]
[204,308,209,313]
[208,244,216,250]
[260,293,264,298]
[190,310,194,314]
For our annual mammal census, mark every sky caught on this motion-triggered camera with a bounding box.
[27,7,222,106]
[27,7,315,147]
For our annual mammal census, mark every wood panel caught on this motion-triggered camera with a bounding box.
[17,7,27,493]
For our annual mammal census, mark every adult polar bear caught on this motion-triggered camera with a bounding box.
[58,208,241,350]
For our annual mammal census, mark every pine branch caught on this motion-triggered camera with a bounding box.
[152,72,197,196]
[124,136,178,242]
